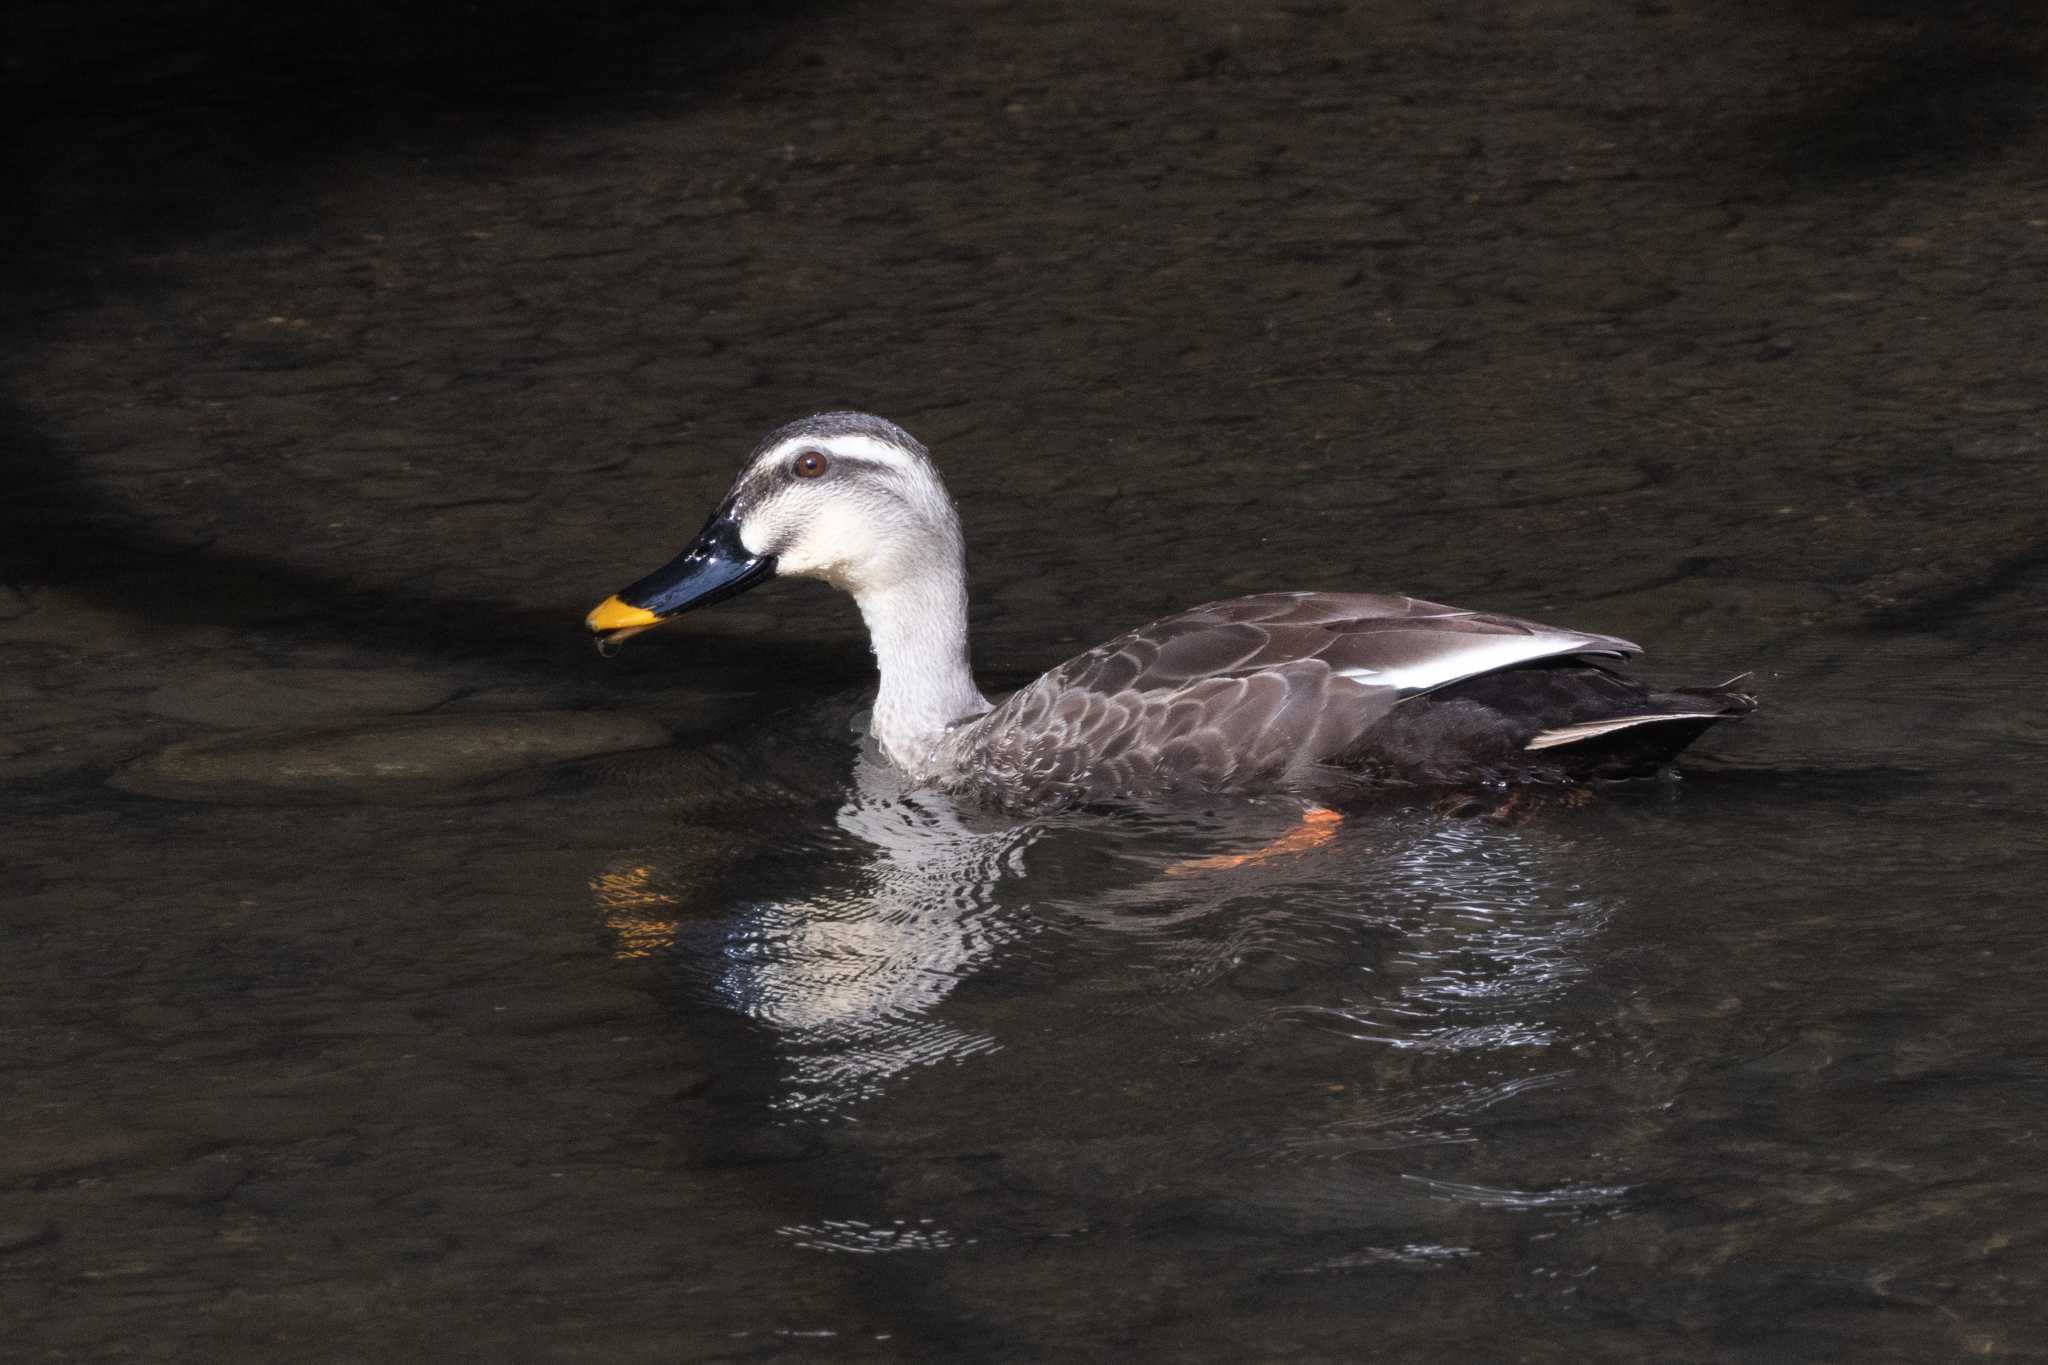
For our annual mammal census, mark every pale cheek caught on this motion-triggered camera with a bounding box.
[773,511,875,585]
[774,541,830,578]
[743,487,899,589]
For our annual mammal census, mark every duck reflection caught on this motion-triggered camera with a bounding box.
[592,740,1040,1116]
[595,720,1630,1138]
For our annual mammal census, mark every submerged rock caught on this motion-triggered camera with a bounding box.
[145,666,464,728]
[111,711,669,803]
[0,1122,204,1181]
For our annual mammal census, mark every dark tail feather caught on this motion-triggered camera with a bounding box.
[1347,665,1759,787]
[1525,681,1757,767]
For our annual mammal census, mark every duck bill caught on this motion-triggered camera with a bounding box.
[586,503,775,646]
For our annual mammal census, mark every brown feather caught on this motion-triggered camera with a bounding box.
[933,592,1732,810]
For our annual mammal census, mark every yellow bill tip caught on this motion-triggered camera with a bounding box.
[586,595,661,634]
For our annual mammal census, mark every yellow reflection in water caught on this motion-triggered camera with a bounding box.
[590,863,680,960]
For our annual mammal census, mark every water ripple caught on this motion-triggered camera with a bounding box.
[598,711,1636,1141]
[1398,1173,1632,1212]
[774,1217,975,1255]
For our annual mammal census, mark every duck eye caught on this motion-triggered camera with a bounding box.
[793,450,829,479]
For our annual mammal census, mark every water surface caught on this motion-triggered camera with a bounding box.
[6,0,2048,1359]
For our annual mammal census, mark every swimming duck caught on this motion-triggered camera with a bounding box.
[587,412,1754,811]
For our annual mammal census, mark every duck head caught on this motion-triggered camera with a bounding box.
[586,412,966,647]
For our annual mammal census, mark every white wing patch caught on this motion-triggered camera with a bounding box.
[1335,629,1638,694]
[1525,713,1722,751]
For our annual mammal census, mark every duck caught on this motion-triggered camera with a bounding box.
[587,412,1754,813]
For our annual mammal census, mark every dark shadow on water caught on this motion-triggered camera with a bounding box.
[0,0,853,677]
[4,0,820,290]
[1867,538,2048,638]
[1722,0,2048,180]
[0,397,867,683]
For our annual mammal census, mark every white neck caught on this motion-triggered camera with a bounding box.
[855,567,989,776]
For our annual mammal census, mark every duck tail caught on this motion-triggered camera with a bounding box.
[1523,680,1756,754]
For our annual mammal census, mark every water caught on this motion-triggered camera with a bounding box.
[571,707,2044,1360]
[8,0,2048,1359]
